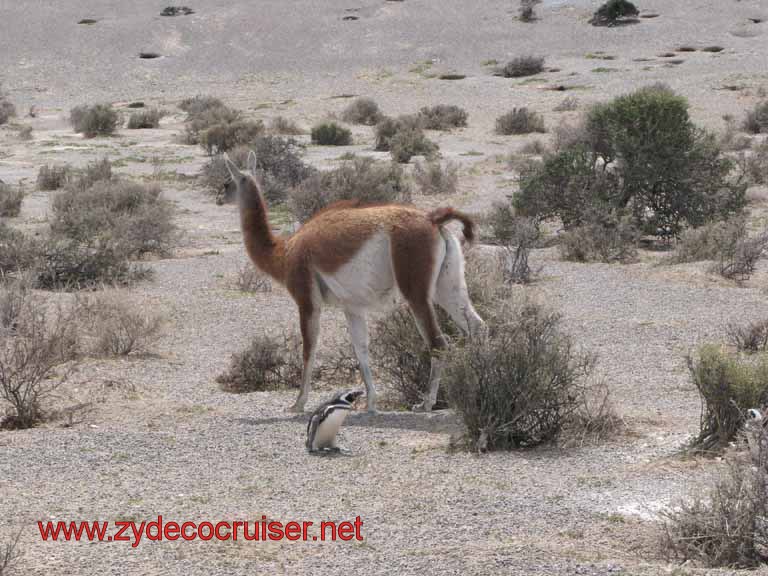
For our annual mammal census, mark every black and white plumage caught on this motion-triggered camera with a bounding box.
[306,390,364,453]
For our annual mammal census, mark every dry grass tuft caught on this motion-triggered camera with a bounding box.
[0,183,23,217]
[413,160,458,195]
[496,108,545,135]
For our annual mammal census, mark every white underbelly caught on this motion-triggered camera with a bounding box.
[318,233,399,313]
[313,409,349,449]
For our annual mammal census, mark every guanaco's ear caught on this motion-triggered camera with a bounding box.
[247,150,258,175]
[222,153,241,181]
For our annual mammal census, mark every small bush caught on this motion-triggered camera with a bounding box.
[519,0,541,22]
[216,332,302,392]
[70,104,120,137]
[589,0,639,26]
[662,424,768,567]
[0,222,40,273]
[674,219,746,263]
[728,319,768,353]
[236,265,272,293]
[0,183,23,217]
[374,115,423,151]
[746,140,768,185]
[51,180,176,258]
[37,164,71,191]
[559,209,639,263]
[501,216,540,284]
[714,230,768,281]
[554,96,579,112]
[311,122,352,146]
[79,292,163,356]
[199,119,264,155]
[743,101,768,134]
[0,294,79,429]
[413,160,458,195]
[182,100,263,154]
[688,344,768,452]
[179,95,224,116]
[127,108,165,129]
[390,128,438,163]
[519,139,547,155]
[444,299,594,450]
[17,125,33,141]
[566,381,625,445]
[417,105,468,131]
[498,56,545,78]
[496,108,545,135]
[288,156,410,222]
[0,86,16,125]
[341,98,383,126]
[67,157,114,192]
[0,280,29,332]
[269,116,304,135]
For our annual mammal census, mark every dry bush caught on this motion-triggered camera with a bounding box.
[0,530,23,576]
[498,56,545,78]
[0,281,28,332]
[70,104,120,137]
[559,209,639,263]
[179,95,224,116]
[0,222,40,274]
[236,265,272,293]
[199,119,264,155]
[496,108,546,135]
[16,125,32,141]
[0,85,16,125]
[51,180,176,258]
[375,115,439,162]
[70,157,113,191]
[0,183,23,217]
[743,101,768,134]
[127,108,165,129]
[688,344,768,452]
[566,381,625,445]
[341,98,383,126]
[519,139,547,155]
[269,116,304,135]
[0,293,79,429]
[554,96,579,112]
[182,99,263,154]
[216,332,302,393]
[712,229,768,281]
[311,121,352,146]
[444,299,594,451]
[519,0,541,22]
[375,115,422,151]
[589,0,639,26]
[501,216,540,284]
[289,156,410,222]
[673,219,745,264]
[37,164,71,191]
[413,160,458,195]
[662,423,768,567]
[78,292,163,356]
[746,140,768,185]
[417,105,468,131]
[728,319,768,354]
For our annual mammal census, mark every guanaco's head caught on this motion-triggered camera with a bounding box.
[222,150,265,211]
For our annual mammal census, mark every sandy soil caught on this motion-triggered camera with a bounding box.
[2,0,768,574]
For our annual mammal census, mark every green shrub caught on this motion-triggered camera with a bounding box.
[688,344,768,451]
[127,108,165,129]
[417,105,468,130]
[515,85,747,238]
[559,209,639,263]
[70,104,120,137]
[413,160,458,195]
[289,156,409,222]
[498,56,545,78]
[743,101,768,134]
[311,122,352,146]
[341,98,383,126]
[216,332,302,392]
[589,0,639,26]
[37,164,71,191]
[496,108,546,135]
[444,299,594,450]
[51,180,175,257]
[0,183,23,217]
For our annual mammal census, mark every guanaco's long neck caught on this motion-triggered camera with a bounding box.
[239,189,287,283]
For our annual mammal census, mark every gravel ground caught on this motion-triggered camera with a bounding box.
[2,0,768,574]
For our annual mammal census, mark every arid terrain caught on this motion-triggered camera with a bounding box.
[1,1,768,574]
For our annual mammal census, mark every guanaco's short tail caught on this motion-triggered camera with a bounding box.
[428,207,476,243]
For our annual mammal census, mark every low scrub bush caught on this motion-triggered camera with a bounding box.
[417,105,468,131]
[559,209,639,263]
[566,381,625,445]
[341,98,383,126]
[746,140,768,185]
[0,183,23,217]
[0,292,79,429]
[70,157,113,191]
[496,108,545,135]
[728,319,768,353]
[662,422,768,567]
[236,264,272,293]
[389,127,439,163]
[51,180,176,257]
[269,116,304,135]
[743,101,768,134]
[183,99,263,153]
[289,156,410,222]
[79,291,163,356]
[216,332,302,392]
[713,230,768,281]
[498,56,545,78]
[688,344,768,452]
[589,0,639,26]
[500,216,540,283]
[413,160,458,195]
[0,85,16,125]
[673,219,746,263]
[311,122,352,146]
[519,0,541,22]
[179,95,224,116]
[70,104,120,137]
[0,222,40,273]
[444,299,594,450]
[127,108,165,129]
[554,96,579,112]
[374,115,423,151]
[37,164,71,191]
[199,119,264,155]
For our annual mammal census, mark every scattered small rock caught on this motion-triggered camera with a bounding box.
[161,6,194,16]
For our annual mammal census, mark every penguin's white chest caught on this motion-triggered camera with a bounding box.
[313,409,350,450]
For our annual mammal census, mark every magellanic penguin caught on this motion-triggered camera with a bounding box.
[306,390,364,453]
